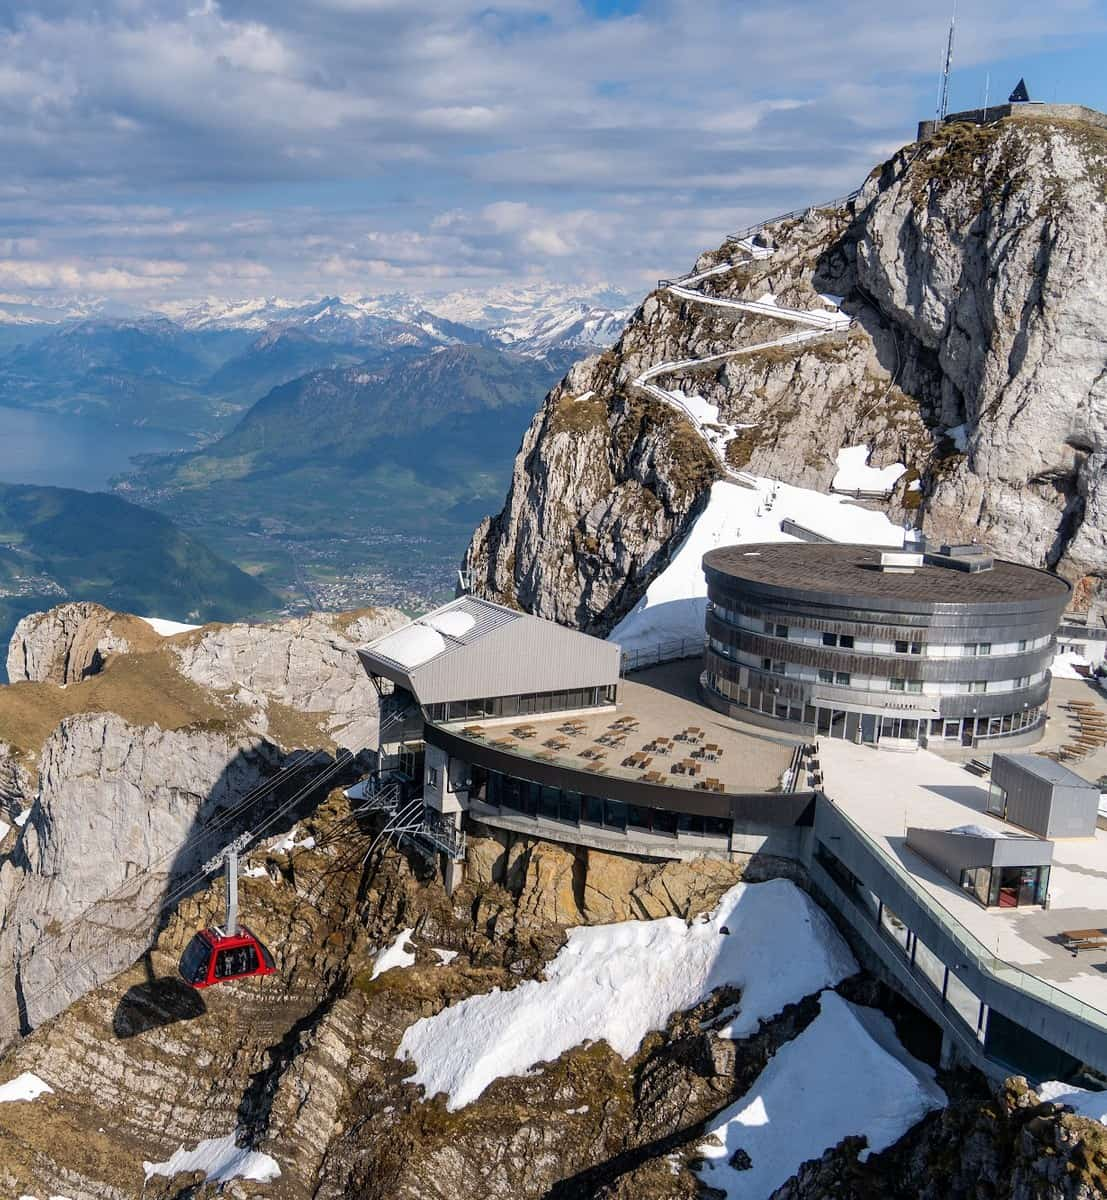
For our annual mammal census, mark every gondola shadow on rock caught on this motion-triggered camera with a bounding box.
[113,958,207,1038]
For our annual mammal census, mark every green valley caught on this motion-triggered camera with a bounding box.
[0,482,278,679]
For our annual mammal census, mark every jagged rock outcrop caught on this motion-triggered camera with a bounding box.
[7,602,407,750]
[770,1074,1107,1200]
[5,602,151,685]
[0,741,32,823]
[172,607,407,750]
[465,115,1107,631]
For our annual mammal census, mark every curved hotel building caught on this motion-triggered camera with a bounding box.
[701,542,1071,749]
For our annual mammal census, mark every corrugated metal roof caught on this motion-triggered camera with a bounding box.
[364,597,522,675]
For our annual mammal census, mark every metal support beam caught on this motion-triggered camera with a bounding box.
[226,849,239,936]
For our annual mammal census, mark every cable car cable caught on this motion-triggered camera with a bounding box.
[0,750,355,1030]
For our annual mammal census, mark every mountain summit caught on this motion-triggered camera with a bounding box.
[464,113,1107,633]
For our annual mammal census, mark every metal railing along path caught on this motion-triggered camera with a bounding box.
[620,636,706,674]
[824,796,1107,1035]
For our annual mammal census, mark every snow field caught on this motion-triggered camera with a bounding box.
[610,476,904,651]
[832,445,907,493]
[1051,649,1101,678]
[372,927,417,979]
[1038,1080,1107,1123]
[138,616,201,636]
[397,879,857,1110]
[143,1133,281,1184]
[695,991,946,1199]
[0,1072,54,1103]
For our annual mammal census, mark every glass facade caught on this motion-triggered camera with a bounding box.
[427,684,617,723]
[480,769,731,840]
[705,664,1043,748]
[958,864,1050,908]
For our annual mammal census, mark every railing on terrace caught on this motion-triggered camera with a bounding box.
[829,485,898,500]
[823,796,1107,1034]
[621,636,706,675]
[726,188,864,244]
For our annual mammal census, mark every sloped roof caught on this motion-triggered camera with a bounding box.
[359,596,620,706]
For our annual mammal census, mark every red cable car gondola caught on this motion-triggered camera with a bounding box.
[179,833,276,990]
[179,925,276,989]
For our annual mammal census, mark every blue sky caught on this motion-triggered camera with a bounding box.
[0,0,1104,311]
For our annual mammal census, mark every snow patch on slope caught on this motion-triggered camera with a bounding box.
[398,879,855,1110]
[1038,1080,1107,1123]
[832,445,907,493]
[143,1133,281,1184]
[372,927,417,979]
[139,616,201,637]
[696,991,945,1198]
[1051,649,1096,678]
[610,476,904,652]
[0,1072,53,1103]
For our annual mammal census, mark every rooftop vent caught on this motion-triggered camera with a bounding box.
[879,551,925,573]
[924,543,995,573]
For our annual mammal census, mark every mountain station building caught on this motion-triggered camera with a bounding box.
[355,541,1107,1092]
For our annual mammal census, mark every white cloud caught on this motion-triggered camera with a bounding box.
[0,0,1101,305]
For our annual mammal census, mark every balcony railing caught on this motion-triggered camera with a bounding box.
[823,798,1107,1034]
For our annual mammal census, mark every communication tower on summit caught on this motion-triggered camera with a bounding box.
[935,11,956,122]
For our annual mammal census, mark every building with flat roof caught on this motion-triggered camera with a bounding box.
[358,596,813,873]
[353,588,1107,1087]
[701,542,1070,751]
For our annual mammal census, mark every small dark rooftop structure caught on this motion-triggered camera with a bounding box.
[906,824,1053,909]
[988,754,1100,839]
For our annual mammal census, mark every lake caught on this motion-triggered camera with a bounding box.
[0,406,189,493]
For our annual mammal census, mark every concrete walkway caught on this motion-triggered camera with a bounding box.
[819,737,1107,1019]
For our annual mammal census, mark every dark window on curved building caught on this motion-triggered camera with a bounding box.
[539,786,559,821]
[604,799,627,831]
[653,810,678,836]
[561,790,583,823]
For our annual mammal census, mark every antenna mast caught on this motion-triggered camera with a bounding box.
[936,9,956,121]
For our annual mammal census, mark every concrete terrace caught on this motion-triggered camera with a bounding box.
[819,736,1107,1022]
[444,659,799,797]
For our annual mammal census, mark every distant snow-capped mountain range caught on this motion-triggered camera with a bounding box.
[0,284,632,358]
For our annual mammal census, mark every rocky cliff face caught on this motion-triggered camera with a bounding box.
[0,807,1103,1200]
[0,714,283,1042]
[0,602,405,1045]
[5,602,151,685]
[171,608,406,750]
[465,115,1107,631]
